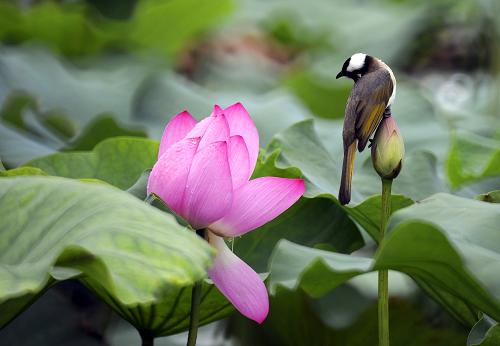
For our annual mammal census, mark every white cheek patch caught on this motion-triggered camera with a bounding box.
[347,53,366,72]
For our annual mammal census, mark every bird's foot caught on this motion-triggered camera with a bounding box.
[383,107,392,118]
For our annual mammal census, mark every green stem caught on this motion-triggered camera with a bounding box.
[140,195,156,346]
[187,281,203,346]
[379,179,392,249]
[139,330,154,346]
[144,193,157,204]
[187,229,205,346]
[378,178,392,346]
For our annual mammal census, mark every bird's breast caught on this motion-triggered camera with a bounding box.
[387,67,397,106]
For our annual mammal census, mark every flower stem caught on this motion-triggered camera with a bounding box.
[378,178,392,346]
[144,193,157,204]
[139,330,154,346]
[187,281,202,346]
[187,229,206,346]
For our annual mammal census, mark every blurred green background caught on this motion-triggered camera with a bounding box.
[0,0,499,345]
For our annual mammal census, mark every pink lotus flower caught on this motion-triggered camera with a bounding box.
[147,103,305,323]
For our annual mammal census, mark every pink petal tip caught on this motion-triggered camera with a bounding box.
[158,110,197,158]
[208,232,269,323]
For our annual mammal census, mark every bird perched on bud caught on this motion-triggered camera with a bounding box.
[336,53,396,205]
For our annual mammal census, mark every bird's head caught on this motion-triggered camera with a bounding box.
[336,53,373,82]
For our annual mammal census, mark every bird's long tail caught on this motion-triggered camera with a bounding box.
[339,141,357,205]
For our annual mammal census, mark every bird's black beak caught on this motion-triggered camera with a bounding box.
[336,71,344,79]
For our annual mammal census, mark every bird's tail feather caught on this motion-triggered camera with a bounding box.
[339,141,357,205]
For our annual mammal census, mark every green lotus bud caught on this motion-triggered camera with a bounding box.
[371,116,405,180]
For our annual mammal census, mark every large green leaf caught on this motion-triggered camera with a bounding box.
[63,115,147,151]
[26,137,158,189]
[266,119,339,198]
[447,131,500,189]
[387,194,500,324]
[269,193,500,326]
[0,91,76,148]
[0,123,56,168]
[0,176,213,331]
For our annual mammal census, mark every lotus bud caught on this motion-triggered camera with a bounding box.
[371,116,405,180]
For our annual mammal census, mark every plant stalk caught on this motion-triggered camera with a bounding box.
[144,193,156,204]
[139,330,154,346]
[139,193,159,346]
[187,229,206,346]
[378,178,392,346]
[187,281,203,346]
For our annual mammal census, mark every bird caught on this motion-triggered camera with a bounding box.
[336,53,396,205]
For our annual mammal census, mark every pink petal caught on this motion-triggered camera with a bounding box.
[207,232,268,323]
[228,135,251,189]
[181,141,233,229]
[198,114,230,150]
[220,103,260,174]
[147,137,200,213]
[158,111,197,158]
[186,116,214,138]
[209,177,305,237]
[211,105,223,117]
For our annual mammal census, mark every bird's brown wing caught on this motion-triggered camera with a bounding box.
[352,69,393,151]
